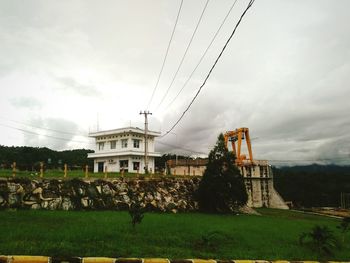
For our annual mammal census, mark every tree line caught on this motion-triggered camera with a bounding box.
[273,164,350,207]
[0,145,94,170]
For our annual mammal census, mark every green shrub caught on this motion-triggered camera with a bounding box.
[299,225,340,256]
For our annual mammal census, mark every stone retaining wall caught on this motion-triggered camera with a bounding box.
[0,256,348,263]
[0,177,199,212]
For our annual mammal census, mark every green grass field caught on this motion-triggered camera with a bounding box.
[0,209,349,260]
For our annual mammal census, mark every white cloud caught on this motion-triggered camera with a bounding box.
[0,0,349,164]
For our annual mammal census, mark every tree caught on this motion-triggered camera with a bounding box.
[198,133,248,213]
[299,225,340,256]
[129,202,145,229]
[337,217,350,243]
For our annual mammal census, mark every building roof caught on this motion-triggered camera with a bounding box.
[88,150,162,158]
[89,127,161,138]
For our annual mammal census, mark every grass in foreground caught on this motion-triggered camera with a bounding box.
[0,209,349,260]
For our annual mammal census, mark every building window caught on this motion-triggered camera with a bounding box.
[133,162,140,171]
[120,160,129,172]
[121,139,128,148]
[133,139,140,148]
[110,140,116,149]
[98,142,104,150]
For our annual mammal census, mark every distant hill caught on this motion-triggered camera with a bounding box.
[0,145,94,170]
[273,164,350,207]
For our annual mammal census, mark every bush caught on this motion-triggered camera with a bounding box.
[198,133,248,213]
[129,202,145,229]
[299,225,340,256]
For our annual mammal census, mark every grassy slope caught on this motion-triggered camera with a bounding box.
[0,209,349,260]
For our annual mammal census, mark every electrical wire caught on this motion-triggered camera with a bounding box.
[0,116,89,137]
[146,0,184,109]
[0,123,95,145]
[156,140,207,155]
[163,0,239,112]
[161,0,255,138]
[154,0,211,111]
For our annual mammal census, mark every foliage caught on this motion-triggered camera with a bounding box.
[129,202,145,229]
[155,153,192,171]
[299,225,340,256]
[0,145,94,170]
[198,133,248,213]
[193,231,231,252]
[273,164,350,207]
[337,217,350,242]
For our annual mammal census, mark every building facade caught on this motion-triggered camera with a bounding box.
[88,127,161,174]
[166,158,288,209]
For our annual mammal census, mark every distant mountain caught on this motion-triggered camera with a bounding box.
[273,164,350,207]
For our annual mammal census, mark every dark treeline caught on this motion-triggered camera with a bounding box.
[0,145,94,170]
[273,164,350,207]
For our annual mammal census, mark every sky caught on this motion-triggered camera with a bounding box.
[0,0,349,166]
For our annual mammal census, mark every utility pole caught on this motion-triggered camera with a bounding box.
[140,110,152,174]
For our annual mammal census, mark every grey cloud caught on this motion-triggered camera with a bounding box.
[23,118,80,150]
[56,77,99,97]
[10,97,43,109]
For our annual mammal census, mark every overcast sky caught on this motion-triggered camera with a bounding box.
[0,0,349,165]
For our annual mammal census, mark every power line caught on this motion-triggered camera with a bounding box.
[161,0,255,138]
[0,116,89,137]
[0,123,95,145]
[146,0,184,109]
[164,0,239,112]
[154,0,211,112]
[156,140,207,155]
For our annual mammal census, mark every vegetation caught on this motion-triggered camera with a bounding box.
[337,217,350,242]
[0,145,93,170]
[299,225,340,256]
[198,134,247,213]
[274,164,350,207]
[0,209,349,260]
[129,202,145,229]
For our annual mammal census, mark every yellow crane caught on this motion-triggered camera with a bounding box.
[224,127,254,166]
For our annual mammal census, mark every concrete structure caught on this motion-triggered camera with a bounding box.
[166,158,288,209]
[166,159,207,176]
[88,127,161,174]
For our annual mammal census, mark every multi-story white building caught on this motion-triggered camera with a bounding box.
[87,127,161,174]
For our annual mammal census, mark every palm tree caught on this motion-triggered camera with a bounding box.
[299,225,340,256]
[337,217,350,243]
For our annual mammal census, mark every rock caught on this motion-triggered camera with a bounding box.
[62,198,73,210]
[8,194,20,206]
[237,205,260,215]
[0,195,5,206]
[166,202,176,211]
[122,194,130,203]
[101,184,113,195]
[47,198,62,210]
[81,197,89,208]
[8,183,18,193]
[31,203,41,210]
[32,187,43,195]
[41,201,49,209]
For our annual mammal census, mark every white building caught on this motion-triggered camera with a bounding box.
[87,127,161,174]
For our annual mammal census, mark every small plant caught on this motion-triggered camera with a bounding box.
[129,202,145,229]
[337,217,350,243]
[193,231,231,251]
[299,225,340,256]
